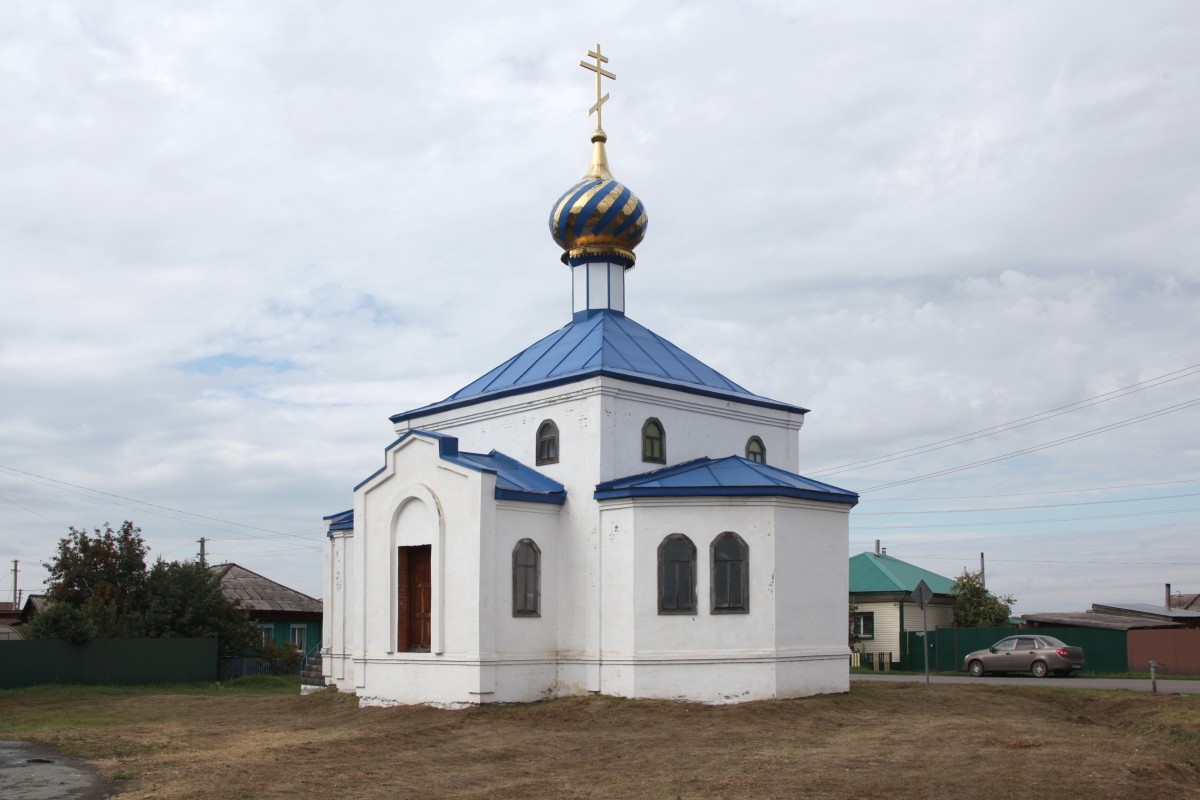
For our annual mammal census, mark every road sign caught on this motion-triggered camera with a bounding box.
[912,579,933,610]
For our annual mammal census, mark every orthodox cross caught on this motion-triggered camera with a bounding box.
[579,44,615,130]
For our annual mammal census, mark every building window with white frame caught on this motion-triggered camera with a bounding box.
[850,612,874,640]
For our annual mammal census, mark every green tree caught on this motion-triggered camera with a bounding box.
[25,601,96,644]
[42,521,148,638]
[143,559,263,657]
[951,568,1016,627]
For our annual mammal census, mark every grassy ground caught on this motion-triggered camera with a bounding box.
[1,679,1198,799]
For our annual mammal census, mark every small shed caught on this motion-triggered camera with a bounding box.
[209,563,322,657]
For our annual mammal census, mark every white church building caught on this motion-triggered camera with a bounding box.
[321,47,858,706]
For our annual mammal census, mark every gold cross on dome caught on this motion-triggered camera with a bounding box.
[580,43,615,130]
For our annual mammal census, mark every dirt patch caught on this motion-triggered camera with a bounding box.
[1,682,1198,799]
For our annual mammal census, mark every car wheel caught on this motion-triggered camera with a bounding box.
[968,660,985,677]
[1031,660,1049,678]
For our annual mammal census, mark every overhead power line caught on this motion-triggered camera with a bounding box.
[861,396,1200,493]
[809,362,1200,478]
[853,490,1200,516]
[853,505,1200,529]
[862,476,1200,502]
[0,464,324,544]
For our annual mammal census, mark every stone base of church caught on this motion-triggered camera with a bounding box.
[326,651,849,707]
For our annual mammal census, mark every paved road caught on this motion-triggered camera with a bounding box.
[853,673,1200,694]
[0,741,111,800]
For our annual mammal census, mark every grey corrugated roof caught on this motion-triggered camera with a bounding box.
[1173,593,1200,611]
[1093,602,1200,621]
[210,563,322,614]
[1022,611,1183,631]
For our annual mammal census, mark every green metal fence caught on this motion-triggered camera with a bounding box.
[0,638,217,689]
[900,626,1128,674]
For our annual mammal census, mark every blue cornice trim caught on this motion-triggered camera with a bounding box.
[593,485,858,504]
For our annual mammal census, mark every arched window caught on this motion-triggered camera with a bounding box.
[536,420,559,465]
[642,418,666,464]
[512,539,541,617]
[711,532,749,613]
[657,534,696,614]
[745,436,766,464]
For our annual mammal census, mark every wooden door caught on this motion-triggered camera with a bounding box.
[398,545,432,652]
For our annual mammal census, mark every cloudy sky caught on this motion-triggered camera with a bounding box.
[2,1,1197,614]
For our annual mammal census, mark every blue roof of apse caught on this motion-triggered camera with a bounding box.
[323,509,354,533]
[593,456,858,505]
[391,310,808,423]
[350,430,567,505]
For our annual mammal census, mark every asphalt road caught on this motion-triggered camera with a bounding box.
[0,741,111,800]
[853,673,1200,694]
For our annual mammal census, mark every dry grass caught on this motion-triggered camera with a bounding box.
[1,681,1199,799]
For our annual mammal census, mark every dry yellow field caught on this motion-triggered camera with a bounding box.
[1,680,1198,799]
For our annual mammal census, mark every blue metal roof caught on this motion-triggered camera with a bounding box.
[593,456,858,505]
[324,509,353,534]
[350,430,567,505]
[391,310,807,423]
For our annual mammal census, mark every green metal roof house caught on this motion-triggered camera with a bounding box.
[850,546,956,664]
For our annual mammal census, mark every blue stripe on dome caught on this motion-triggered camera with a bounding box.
[592,184,632,234]
[610,198,645,236]
[554,180,602,242]
[548,181,582,231]
[573,182,619,237]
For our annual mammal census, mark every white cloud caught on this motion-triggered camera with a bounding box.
[1,1,1197,612]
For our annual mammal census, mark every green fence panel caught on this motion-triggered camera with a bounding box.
[900,626,1018,671]
[901,627,1128,674]
[0,638,217,689]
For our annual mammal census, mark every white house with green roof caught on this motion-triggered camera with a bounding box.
[849,547,956,664]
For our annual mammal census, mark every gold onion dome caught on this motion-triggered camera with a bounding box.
[548,127,648,266]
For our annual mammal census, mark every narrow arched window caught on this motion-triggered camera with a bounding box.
[745,436,766,464]
[657,534,696,614]
[711,532,749,613]
[512,539,541,617]
[536,420,559,465]
[642,418,666,464]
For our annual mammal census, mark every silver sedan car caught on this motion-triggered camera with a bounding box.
[963,634,1085,678]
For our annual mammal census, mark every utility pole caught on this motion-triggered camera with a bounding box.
[10,560,16,606]
[980,552,986,590]
[199,538,207,567]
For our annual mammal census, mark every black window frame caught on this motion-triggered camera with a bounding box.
[710,532,749,614]
[536,420,559,466]
[642,418,666,464]
[745,436,766,464]
[512,538,541,617]
[657,534,696,614]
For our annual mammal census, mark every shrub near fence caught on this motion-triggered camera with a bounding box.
[0,638,217,689]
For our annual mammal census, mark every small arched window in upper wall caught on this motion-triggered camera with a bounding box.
[536,420,559,465]
[642,418,666,464]
[746,436,766,464]
[512,539,541,617]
